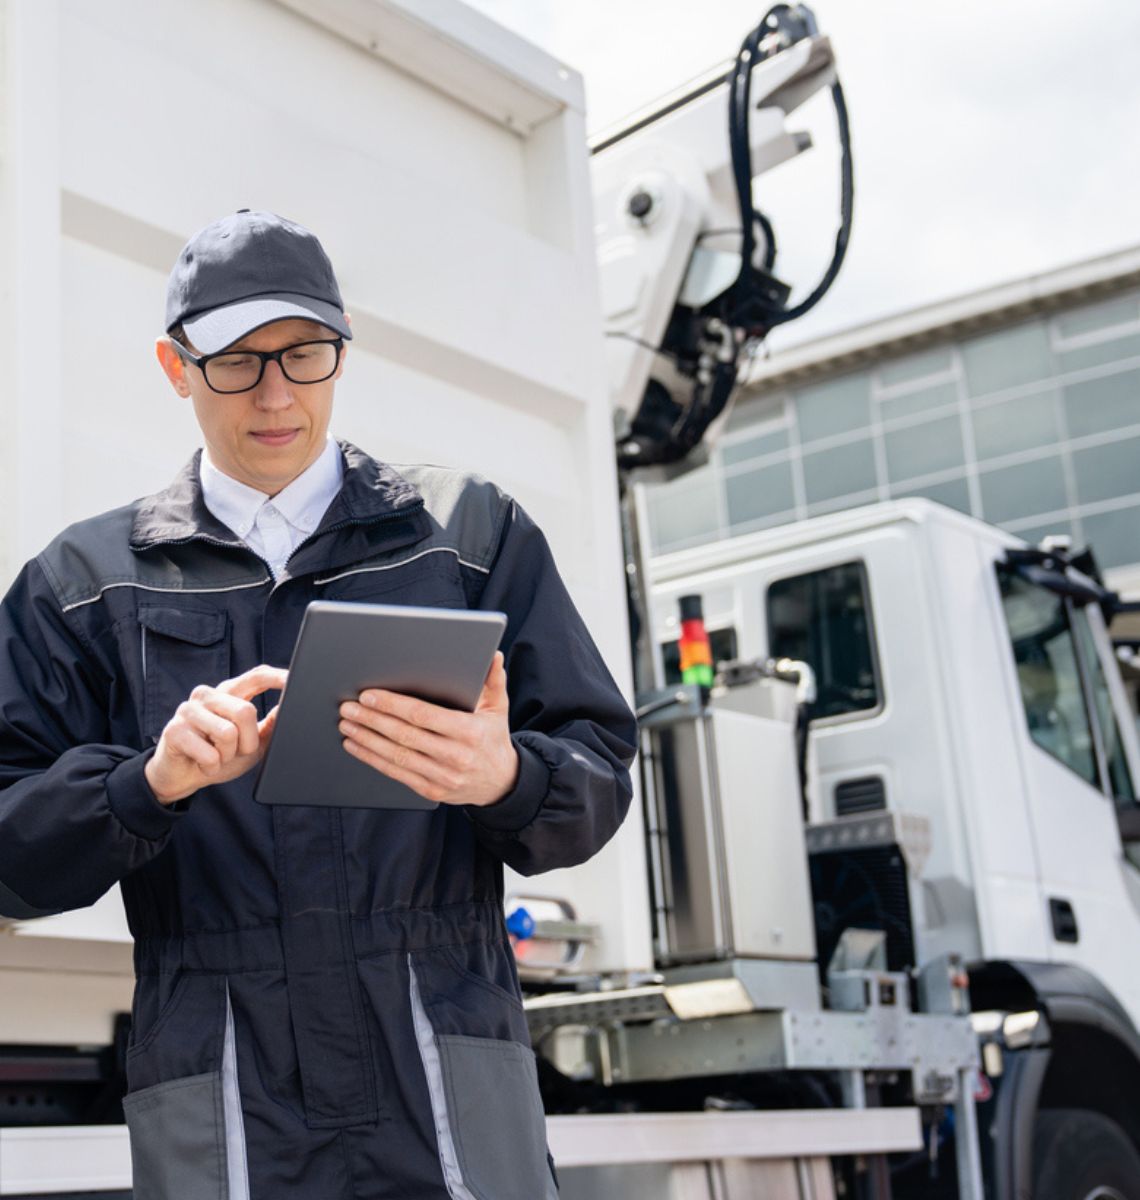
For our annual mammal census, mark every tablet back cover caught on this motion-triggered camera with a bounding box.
[254,601,506,808]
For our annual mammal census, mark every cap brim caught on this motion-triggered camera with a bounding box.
[181,293,352,354]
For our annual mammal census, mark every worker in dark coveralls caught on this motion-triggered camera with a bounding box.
[0,210,637,1199]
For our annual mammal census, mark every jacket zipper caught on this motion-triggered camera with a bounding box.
[275,502,426,594]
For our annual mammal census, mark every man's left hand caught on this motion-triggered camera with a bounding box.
[338,651,519,807]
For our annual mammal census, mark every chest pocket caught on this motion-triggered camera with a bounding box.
[139,605,231,743]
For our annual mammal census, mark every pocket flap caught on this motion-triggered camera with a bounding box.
[139,605,227,646]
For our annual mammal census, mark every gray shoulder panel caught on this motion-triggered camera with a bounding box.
[38,504,142,610]
[393,465,512,572]
[38,504,266,613]
[36,465,509,611]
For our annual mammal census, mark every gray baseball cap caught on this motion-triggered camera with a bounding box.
[165,210,352,354]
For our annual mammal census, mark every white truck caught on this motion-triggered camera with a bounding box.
[512,6,1140,1200]
[629,501,1140,1200]
[1,2,1135,1200]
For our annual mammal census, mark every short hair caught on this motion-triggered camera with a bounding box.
[168,324,198,355]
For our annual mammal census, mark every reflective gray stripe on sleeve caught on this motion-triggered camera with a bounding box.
[408,955,477,1200]
[222,983,251,1200]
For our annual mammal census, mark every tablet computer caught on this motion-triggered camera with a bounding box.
[253,601,507,809]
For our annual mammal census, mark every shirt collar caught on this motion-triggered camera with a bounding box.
[262,435,344,535]
[199,436,344,539]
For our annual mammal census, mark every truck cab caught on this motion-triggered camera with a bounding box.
[650,497,1140,1189]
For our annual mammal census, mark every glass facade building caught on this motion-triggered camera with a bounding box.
[644,276,1140,582]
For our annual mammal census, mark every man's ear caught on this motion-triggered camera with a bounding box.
[155,336,192,397]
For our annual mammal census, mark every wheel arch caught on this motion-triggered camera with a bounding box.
[969,959,1140,1198]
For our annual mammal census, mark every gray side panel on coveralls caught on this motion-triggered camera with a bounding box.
[123,1072,228,1199]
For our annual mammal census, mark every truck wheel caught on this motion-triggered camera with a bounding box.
[1033,1108,1140,1200]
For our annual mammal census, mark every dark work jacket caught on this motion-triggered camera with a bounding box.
[0,441,637,1199]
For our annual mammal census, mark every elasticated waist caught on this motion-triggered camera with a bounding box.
[133,899,507,976]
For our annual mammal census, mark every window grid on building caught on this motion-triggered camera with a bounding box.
[644,290,1140,570]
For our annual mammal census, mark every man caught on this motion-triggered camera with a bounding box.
[0,210,637,1198]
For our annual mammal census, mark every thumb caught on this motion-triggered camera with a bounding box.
[257,704,280,752]
[476,652,509,713]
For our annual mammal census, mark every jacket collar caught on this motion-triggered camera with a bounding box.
[130,439,424,552]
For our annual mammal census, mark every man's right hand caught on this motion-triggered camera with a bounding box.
[144,665,288,806]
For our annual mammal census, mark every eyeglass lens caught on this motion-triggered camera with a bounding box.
[204,341,339,393]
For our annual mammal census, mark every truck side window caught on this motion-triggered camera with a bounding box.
[661,627,739,686]
[766,562,882,720]
[998,568,1099,787]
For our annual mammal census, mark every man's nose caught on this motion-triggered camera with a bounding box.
[255,360,293,409]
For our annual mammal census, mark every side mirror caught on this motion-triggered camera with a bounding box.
[1015,562,1105,606]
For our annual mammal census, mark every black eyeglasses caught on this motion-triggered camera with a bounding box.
[172,338,344,394]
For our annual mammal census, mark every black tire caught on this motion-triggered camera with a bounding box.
[1033,1108,1140,1200]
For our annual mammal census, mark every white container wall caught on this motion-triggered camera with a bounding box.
[0,0,650,1050]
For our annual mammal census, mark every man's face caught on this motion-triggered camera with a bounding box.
[157,317,346,495]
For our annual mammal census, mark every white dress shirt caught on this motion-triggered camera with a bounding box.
[199,436,344,579]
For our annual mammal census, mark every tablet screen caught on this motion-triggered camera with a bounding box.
[254,601,507,808]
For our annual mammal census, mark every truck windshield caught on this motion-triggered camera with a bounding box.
[998,567,1136,803]
[766,561,882,721]
[1071,605,1137,806]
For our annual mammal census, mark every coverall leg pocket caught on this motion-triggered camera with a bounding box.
[436,1035,555,1200]
[408,949,558,1200]
[123,974,249,1199]
[123,1072,227,1200]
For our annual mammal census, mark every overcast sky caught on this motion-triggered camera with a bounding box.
[465,0,1140,350]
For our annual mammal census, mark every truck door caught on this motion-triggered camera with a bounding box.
[996,565,1140,1025]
